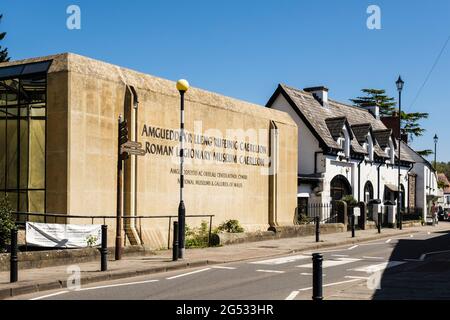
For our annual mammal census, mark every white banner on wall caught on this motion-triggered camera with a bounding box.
[26,222,102,248]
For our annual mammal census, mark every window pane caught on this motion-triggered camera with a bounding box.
[5,79,19,105]
[22,62,51,76]
[6,192,18,212]
[28,191,45,216]
[0,81,6,106]
[0,118,5,188]
[0,65,24,79]
[29,120,45,189]
[20,77,46,104]
[6,119,18,189]
[19,119,29,189]
[29,103,45,117]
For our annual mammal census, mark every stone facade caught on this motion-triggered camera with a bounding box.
[0,53,298,248]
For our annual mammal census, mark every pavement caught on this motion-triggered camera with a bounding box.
[1,223,449,300]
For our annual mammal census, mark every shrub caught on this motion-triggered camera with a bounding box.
[185,220,210,248]
[341,195,358,206]
[216,219,244,233]
[0,195,15,252]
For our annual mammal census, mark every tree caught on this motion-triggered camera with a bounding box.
[351,88,430,154]
[0,195,15,252]
[0,14,10,62]
[350,89,397,116]
[436,162,450,179]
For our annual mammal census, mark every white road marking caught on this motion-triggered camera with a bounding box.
[300,272,326,276]
[285,291,299,300]
[385,239,392,243]
[30,291,69,300]
[78,279,159,291]
[427,232,431,235]
[349,261,405,273]
[331,254,349,257]
[166,268,211,280]
[256,269,285,274]
[297,258,361,269]
[298,278,362,291]
[362,256,385,260]
[345,276,370,280]
[410,234,414,238]
[211,266,236,270]
[250,255,310,265]
[348,245,359,250]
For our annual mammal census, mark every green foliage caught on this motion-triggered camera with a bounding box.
[436,162,450,179]
[185,220,211,248]
[297,214,312,225]
[85,235,98,247]
[438,179,449,190]
[215,219,244,233]
[351,89,429,142]
[350,89,397,116]
[0,195,15,251]
[0,14,9,63]
[417,149,433,157]
[341,195,358,206]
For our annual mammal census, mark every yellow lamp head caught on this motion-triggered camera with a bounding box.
[176,79,190,92]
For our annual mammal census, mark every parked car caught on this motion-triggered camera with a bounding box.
[438,206,448,221]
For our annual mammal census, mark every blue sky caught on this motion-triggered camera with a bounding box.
[2,0,450,161]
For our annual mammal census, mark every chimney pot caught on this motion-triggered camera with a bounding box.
[304,86,329,106]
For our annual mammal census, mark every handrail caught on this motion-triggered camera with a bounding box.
[12,212,215,249]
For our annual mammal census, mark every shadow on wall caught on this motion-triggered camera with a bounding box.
[373,227,450,300]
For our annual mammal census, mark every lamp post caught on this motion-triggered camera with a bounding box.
[434,134,439,169]
[396,76,404,230]
[176,79,189,259]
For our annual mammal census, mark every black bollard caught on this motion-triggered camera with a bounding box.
[315,216,320,243]
[173,221,179,261]
[101,225,108,271]
[378,211,382,234]
[351,214,355,238]
[10,228,18,283]
[312,253,323,300]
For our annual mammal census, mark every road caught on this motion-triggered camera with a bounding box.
[12,224,450,300]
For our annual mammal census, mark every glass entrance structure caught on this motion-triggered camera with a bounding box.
[0,61,51,213]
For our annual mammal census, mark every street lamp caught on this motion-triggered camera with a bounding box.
[434,134,439,169]
[396,76,404,230]
[176,79,189,259]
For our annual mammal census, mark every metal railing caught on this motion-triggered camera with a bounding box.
[296,203,339,224]
[12,212,215,249]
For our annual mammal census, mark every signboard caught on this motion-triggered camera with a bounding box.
[26,222,102,248]
[353,207,361,217]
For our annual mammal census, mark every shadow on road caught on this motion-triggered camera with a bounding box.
[373,226,450,300]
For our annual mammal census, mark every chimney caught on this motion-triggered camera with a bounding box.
[304,86,328,106]
[363,105,380,119]
[381,113,408,142]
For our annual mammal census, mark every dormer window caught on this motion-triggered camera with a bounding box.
[337,128,350,158]
[365,136,374,162]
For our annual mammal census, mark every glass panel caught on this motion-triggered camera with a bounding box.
[19,119,29,189]
[29,120,45,189]
[0,65,24,79]
[20,77,46,104]
[6,119,17,189]
[22,62,51,76]
[29,103,45,117]
[5,79,19,105]
[18,191,27,212]
[5,192,18,212]
[0,81,6,106]
[0,118,5,188]
[28,191,45,217]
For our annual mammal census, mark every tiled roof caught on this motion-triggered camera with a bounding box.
[274,84,406,160]
[325,117,347,140]
[351,123,371,144]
